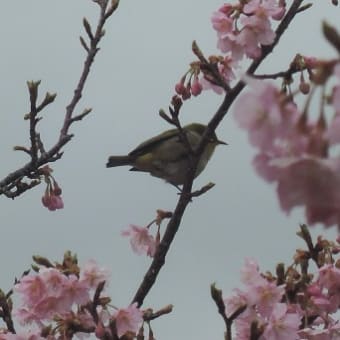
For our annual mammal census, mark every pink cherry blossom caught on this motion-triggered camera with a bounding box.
[307,282,336,313]
[233,75,340,228]
[62,275,90,306]
[200,77,225,94]
[243,0,285,20]
[277,157,340,227]
[211,9,233,34]
[217,32,245,61]
[318,264,340,292]
[233,80,299,152]
[14,264,100,325]
[80,259,110,289]
[240,258,262,285]
[122,224,157,257]
[238,15,276,58]
[39,268,68,297]
[112,303,143,338]
[211,0,285,61]
[224,288,248,316]
[14,275,46,306]
[31,296,66,320]
[226,259,285,318]
[252,153,283,182]
[13,307,46,325]
[262,303,301,340]
[245,279,285,317]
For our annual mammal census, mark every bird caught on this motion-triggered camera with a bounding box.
[106,123,226,186]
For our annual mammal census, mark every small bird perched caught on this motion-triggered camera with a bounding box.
[106,123,226,186]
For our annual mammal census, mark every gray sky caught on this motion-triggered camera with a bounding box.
[1,1,339,339]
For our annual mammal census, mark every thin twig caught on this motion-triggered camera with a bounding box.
[27,80,40,165]
[190,182,215,198]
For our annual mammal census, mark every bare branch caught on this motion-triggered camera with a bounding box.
[13,145,31,155]
[296,3,313,13]
[70,108,92,124]
[190,182,215,198]
[0,0,119,199]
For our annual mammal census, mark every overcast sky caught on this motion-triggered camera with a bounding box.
[1,1,339,339]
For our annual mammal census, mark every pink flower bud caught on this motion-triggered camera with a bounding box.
[175,81,186,95]
[41,192,64,211]
[41,194,51,208]
[191,78,203,96]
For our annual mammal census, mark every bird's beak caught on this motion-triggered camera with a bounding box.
[216,139,228,145]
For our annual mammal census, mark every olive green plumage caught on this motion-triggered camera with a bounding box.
[106,123,226,185]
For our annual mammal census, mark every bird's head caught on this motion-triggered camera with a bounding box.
[184,123,227,146]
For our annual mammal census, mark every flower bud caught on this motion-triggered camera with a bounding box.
[191,77,203,96]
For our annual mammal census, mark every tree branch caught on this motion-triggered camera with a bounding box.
[131,0,305,308]
[0,0,119,199]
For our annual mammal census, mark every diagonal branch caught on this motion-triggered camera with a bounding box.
[131,0,305,307]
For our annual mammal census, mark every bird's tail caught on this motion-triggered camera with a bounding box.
[106,155,132,168]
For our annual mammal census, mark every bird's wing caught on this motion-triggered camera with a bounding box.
[129,127,180,157]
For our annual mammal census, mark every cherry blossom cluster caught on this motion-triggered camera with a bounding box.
[225,258,301,339]
[175,64,204,100]
[175,56,236,98]
[175,0,286,98]
[221,226,340,339]
[0,253,144,339]
[212,0,285,61]
[233,60,340,228]
[40,166,64,211]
